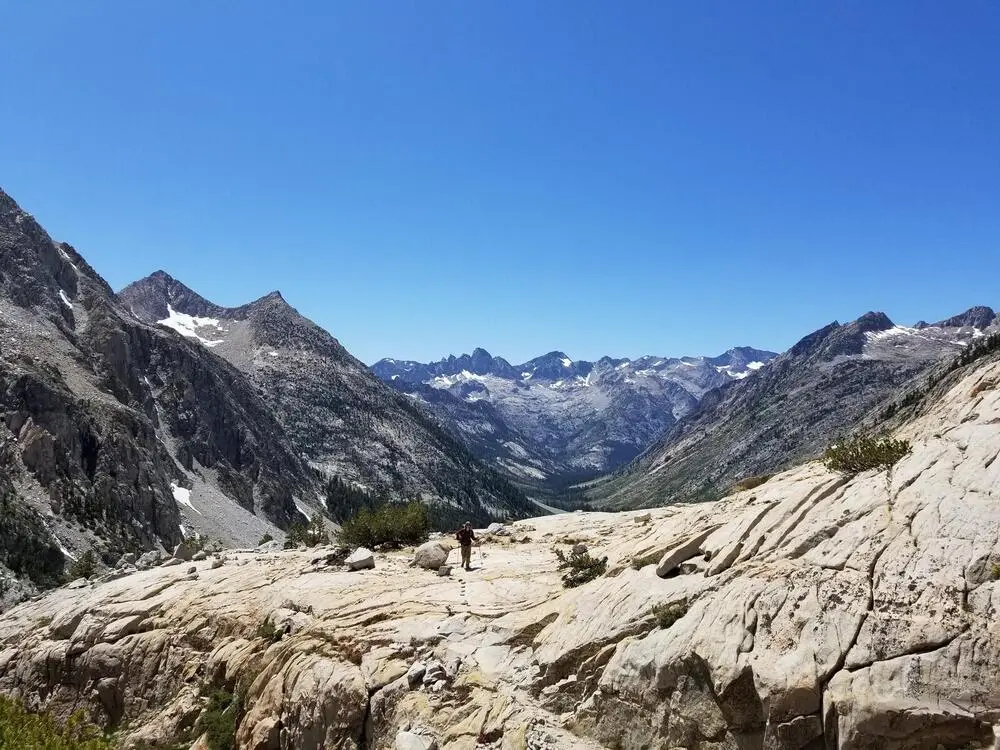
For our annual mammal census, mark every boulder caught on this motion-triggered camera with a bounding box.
[422,661,446,686]
[654,526,719,578]
[345,548,375,571]
[192,551,207,562]
[413,541,451,570]
[172,540,199,562]
[135,550,163,570]
[406,662,426,688]
[486,522,508,535]
[257,540,282,553]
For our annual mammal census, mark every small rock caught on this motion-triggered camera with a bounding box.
[437,565,452,577]
[192,551,207,561]
[66,578,89,590]
[428,679,447,693]
[422,661,446,686]
[406,662,426,688]
[122,552,137,564]
[257,540,282,553]
[634,513,652,524]
[186,566,197,574]
[211,557,224,569]
[160,557,182,567]
[541,684,559,697]
[345,548,375,571]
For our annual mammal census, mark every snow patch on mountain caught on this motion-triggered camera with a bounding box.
[158,305,226,347]
[170,483,200,515]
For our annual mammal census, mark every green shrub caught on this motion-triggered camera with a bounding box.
[733,474,774,492]
[554,547,607,588]
[256,618,283,643]
[66,550,98,581]
[338,501,429,549]
[652,601,688,629]
[0,695,112,749]
[822,434,911,475]
[283,513,330,549]
[196,688,243,750]
[257,533,274,546]
[991,564,1000,581]
[630,551,662,570]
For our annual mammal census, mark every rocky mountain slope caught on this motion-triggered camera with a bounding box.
[590,308,999,508]
[373,347,777,484]
[120,272,535,524]
[0,188,319,597]
[1,343,998,749]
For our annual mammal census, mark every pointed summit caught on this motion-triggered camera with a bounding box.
[933,305,996,329]
[119,271,225,321]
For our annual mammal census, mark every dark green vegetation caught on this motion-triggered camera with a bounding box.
[0,695,112,749]
[196,688,243,750]
[822,434,911,475]
[338,501,430,548]
[0,473,65,588]
[732,474,774,492]
[283,513,330,549]
[554,547,607,588]
[65,550,98,581]
[651,601,688,629]
[256,618,283,643]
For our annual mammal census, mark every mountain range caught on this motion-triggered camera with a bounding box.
[372,346,777,485]
[589,306,1000,507]
[0,188,534,599]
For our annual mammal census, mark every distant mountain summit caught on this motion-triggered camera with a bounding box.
[372,345,778,483]
[120,273,534,522]
[590,307,1000,508]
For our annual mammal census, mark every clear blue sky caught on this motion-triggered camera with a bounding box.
[2,2,998,365]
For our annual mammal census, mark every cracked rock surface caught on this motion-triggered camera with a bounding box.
[0,355,999,748]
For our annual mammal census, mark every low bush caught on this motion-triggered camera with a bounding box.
[991,564,1000,581]
[338,501,429,549]
[0,695,112,749]
[284,513,330,549]
[651,601,688,629]
[196,688,244,750]
[66,550,98,581]
[257,533,274,546]
[822,434,910,475]
[554,547,607,588]
[630,551,662,570]
[257,619,283,643]
[733,474,774,492]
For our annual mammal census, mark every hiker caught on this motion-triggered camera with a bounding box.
[456,521,477,570]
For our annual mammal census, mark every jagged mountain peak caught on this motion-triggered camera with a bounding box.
[933,305,996,329]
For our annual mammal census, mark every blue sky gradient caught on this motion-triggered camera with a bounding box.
[2,1,998,364]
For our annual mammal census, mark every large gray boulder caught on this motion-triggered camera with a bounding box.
[413,541,451,570]
[345,548,375,571]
